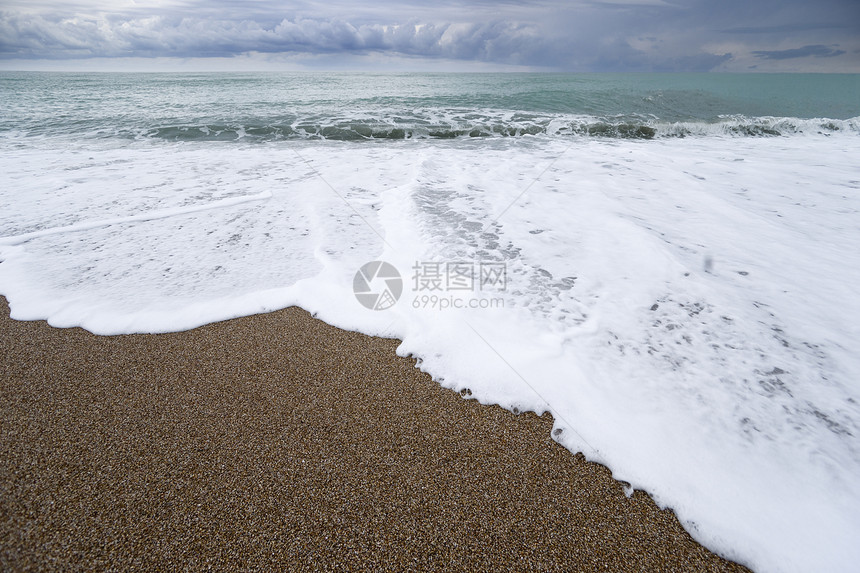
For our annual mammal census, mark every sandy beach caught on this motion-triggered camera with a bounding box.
[0,296,748,571]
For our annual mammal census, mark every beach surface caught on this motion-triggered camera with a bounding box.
[0,296,748,571]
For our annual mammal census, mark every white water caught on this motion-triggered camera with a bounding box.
[2,134,860,572]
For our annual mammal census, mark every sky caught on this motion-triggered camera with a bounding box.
[0,0,858,72]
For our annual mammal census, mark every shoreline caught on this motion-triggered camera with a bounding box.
[0,296,748,571]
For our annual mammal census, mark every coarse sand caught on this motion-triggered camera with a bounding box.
[0,297,750,572]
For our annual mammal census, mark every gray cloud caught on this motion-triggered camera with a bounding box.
[721,23,851,35]
[0,12,560,63]
[752,44,847,61]
[652,52,734,73]
[0,0,858,71]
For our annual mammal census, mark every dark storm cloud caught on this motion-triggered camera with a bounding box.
[752,44,847,61]
[0,0,858,71]
[0,12,557,62]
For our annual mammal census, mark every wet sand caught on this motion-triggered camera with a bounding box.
[0,296,749,571]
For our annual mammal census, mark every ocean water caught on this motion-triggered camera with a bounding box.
[1,72,859,572]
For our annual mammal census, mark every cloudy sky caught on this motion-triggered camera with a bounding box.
[1,0,858,72]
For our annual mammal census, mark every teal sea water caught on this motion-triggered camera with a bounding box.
[1,72,858,141]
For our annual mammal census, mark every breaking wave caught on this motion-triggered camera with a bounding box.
[101,115,860,142]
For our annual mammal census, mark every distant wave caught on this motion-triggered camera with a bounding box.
[130,115,860,141]
[3,114,858,142]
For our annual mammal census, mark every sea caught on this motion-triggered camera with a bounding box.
[1,72,859,572]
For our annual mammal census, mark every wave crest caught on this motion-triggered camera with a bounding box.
[4,113,858,142]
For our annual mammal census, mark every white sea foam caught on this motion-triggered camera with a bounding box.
[2,133,860,572]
